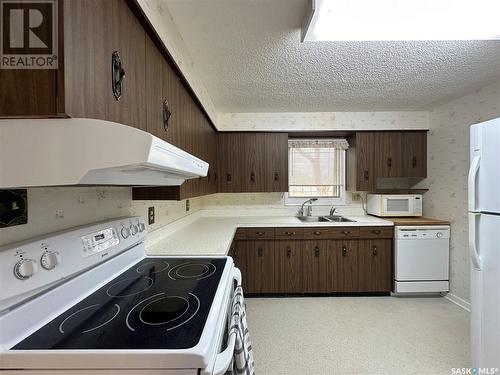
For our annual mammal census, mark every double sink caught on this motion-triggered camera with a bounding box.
[297,215,356,223]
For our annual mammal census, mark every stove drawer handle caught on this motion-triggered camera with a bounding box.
[213,268,241,375]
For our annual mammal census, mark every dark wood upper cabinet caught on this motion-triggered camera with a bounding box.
[403,131,427,178]
[347,131,428,191]
[218,132,289,193]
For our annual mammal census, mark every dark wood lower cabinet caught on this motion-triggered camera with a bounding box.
[275,241,302,293]
[245,240,275,294]
[230,226,393,295]
[302,240,329,293]
[358,239,392,292]
[331,240,359,292]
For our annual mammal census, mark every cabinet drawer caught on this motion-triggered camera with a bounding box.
[234,228,247,240]
[275,227,304,239]
[245,228,275,240]
[304,227,360,239]
[359,227,393,239]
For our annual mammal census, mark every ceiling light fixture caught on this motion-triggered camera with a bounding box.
[301,0,500,42]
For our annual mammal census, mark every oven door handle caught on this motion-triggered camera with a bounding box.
[212,268,241,375]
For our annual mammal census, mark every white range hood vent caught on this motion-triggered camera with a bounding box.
[0,118,209,188]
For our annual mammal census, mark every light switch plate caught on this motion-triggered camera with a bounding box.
[148,206,155,225]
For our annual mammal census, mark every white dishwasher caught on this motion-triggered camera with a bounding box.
[394,225,450,294]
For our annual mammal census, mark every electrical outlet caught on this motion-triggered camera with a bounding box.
[148,206,155,225]
[186,199,190,212]
[352,193,361,201]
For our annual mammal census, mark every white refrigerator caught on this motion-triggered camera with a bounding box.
[469,117,500,368]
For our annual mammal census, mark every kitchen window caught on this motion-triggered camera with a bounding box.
[285,138,348,205]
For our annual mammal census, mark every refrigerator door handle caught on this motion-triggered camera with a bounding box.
[468,155,481,212]
[468,212,482,270]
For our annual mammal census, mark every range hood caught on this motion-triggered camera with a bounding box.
[0,118,208,188]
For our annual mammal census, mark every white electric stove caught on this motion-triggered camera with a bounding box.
[0,217,240,374]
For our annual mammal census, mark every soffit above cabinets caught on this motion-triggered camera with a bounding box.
[165,0,500,112]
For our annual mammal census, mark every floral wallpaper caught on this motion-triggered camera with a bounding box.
[423,80,500,306]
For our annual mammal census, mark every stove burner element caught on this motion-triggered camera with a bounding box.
[59,304,120,334]
[136,260,169,275]
[126,292,200,332]
[106,277,153,297]
[168,262,216,280]
[139,296,189,325]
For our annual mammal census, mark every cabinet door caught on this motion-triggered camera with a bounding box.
[358,239,392,292]
[230,240,247,289]
[218,133,244,192]
[403,131,427,178]
[265,133,289,192]
[376,132,404,177]
[330,240,359,292]
[355,132,376,191]
[275,240,302,293]
[246,240,275,293]
[303,240,329,293]
[144,36,165,138]
[243,133,267,192]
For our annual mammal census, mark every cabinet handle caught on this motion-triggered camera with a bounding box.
[412,156,417,167]
[342,246,347,257]
[373,246,378,256]
[341,230,351,235]
[162,99,171,131]
[314,247,320,257]
[207,171,211,183]
[363,170,369,181]
[287,247,292,257]
[250,172,255,182]
[274,172,279,181]
[371,229,382,235]
[387,157,392,167]
[226,173,232,183]
[284,231,296,236]
[256,231,265,236]
[313,231,322,236]
[111,51,125,100]
[258,247,263,257]
[214,173,217,182]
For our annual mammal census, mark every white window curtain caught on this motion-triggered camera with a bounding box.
[288,139,348,198]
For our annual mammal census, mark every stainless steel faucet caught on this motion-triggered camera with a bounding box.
[329,206,338,216]
[298,198,318,216]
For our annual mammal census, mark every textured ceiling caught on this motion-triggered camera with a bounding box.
[165,0,500,112]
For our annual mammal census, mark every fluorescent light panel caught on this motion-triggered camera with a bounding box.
[302,0,500,41]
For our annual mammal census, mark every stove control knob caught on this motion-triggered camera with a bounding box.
[14,259,38,280]
[40,252,60,270]
[121,226,130,239]
[436,232,443,238]
[130,224,138,236]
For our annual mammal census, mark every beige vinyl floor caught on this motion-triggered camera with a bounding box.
[245,296,469,375]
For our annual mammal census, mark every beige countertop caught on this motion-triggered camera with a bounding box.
[386,217,451,226]
[146,211,393,256]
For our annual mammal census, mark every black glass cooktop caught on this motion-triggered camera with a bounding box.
[13,257,227,350]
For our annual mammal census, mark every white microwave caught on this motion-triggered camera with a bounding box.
[366,194,423,217]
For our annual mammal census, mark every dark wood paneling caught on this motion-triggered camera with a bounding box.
[230,240,247,288]
[275,240,302,293]
[330,240,359,292]
[266,133,289,192]
[218,133,244,192]
[144,35,165,138]
[246,240,275,293]
[303,240,329,293]
[358,239,392,292]
[303,227,360,240]
[359,227,393,239]
[245,228,275,240]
